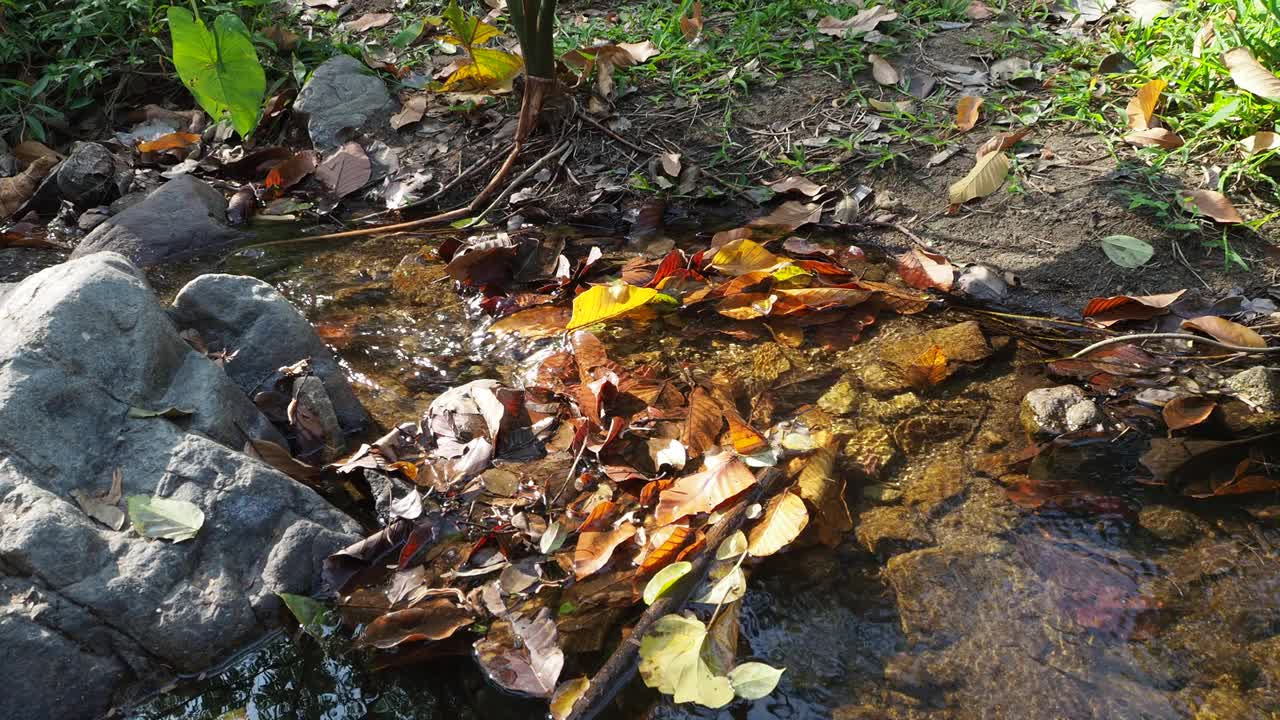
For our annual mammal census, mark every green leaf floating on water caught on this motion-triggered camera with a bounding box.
[277,592,329,638]
[643,561,693,604]
[728,662,785,700]
[127,495,205,542]
[638,613,735,708]
[167,7,266,137]
[1100,234,1154,268]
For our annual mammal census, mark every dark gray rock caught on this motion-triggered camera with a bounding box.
[1020,384,1104,437]
[0,254,360,720]
[56,142,120,208]
[170,273,368,433]
[294,55,392,151]
[72,175,242,267]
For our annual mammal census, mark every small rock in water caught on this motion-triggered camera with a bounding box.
[1020,385,1103,437]
[1137,505,1202,544]
[855,505,932,557]
[818,378,860,415]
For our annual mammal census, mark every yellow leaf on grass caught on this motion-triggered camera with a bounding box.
[1223,48,1280,102]
[1125,78,1167,131]
[947,151,1009,205]
[567,282,659,330]
[955,95,982,131]
[440,47,523,93]
[710,238,787,275]
[443,20,502,47]
[746,492,809,557]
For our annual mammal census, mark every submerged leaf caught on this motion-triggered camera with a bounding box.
[1162,395,1216,431]
[475,608,565,698]
[359,598,474,648]
[550,678,591,720]
[573,501,638,578]
[795,440,852,546]
[128,495,205,542]
[277,592,329,638]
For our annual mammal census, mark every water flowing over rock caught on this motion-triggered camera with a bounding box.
[0,254,361,720]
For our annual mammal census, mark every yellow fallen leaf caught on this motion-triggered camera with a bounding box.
[955,95,983,131]
[1223,48,1280,101]
[947,151,1009,205]
[710,238,788,275]
[746,492,809,557]
[1125,78,1167,131]
[567,282,660,330]
[439,47,523,93]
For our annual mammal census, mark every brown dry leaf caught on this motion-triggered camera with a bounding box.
[562,41,659,98]
[264,25,300,51]
[1242,131,1280,155]
[1081,290,1185,326]
[574,501,638,579]
[766,176,826,198]
[69,467,126,531]
[748,201,823,231]
[905,344,949,388]
[245,438,320,483]
[1180,189,1243,224]
[638,525,691,575]
[869,54,899,85]
[746,492,809,557]
[346,12,395,32]
[13,140,62,165]
[136,132,202,154]
[357,598,475,648]
[391,94,428,129]
[655,451,756,525]
[975,127,1030,159]
[966,0,995,18]
[896,248,954,291]
[795,438,852,547]
[0,156,57,219]
[474,609,564,698]
[1125,78,1167,130]
[682,387,724,457]
[948,151,1009,205]
[815,5,899,37]
[1223,48,1280,101]
[315,142,372,198]
[681,0,703,42]
[1123,128,1185,149]
[264,150,318,196]
[1162,395,1216,431]
[1181,315,1267,348]
[955,95,983,132]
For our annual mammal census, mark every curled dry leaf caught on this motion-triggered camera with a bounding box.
[1123,127,1184,149]
[746,492,809,557]
[573,500,638,578]
[1179,189,1243,224]
[868,54,899,85]
[815,5,899,37]
[136,132,202,154]
[1223,48,1280,101]
[1242,131,1280,155]
[747,201,823,232]
[766,176,826,198]
[1081,290,1185,326]
[1180,315,1267,348]
[896,248,954,291]
[70,468,126,531]
[948,151,1009,205]
[1125,78,1166,130]
[955,95,983,131]
[264,150,318,196]
[975,127,1030,159]
[391,94,428,130]
[0,156,57,219]
[1162,395,1216,431]
[655,451,757,525]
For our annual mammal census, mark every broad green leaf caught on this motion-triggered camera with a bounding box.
[127,495,204,542]
[728,662,785,700]
[168,8,265,137]
[392,20,427,49]
[643,561,693,604]
[277,592,329,638]
[638,614,735,708]
[439,48,524,93]
[1100,235,1154,268]
[566,282,659,330]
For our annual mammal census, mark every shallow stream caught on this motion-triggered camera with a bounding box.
[132,229,1280,720]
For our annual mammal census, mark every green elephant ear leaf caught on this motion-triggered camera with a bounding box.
[168,7,266,138]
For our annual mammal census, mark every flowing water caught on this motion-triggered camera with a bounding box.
[131,230,1280,720]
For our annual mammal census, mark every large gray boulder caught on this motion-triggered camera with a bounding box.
[71,175,241,267]
[294,54,393,151]
[171,274,369,434]
[0,254,361,720]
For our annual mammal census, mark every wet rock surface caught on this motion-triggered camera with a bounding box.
[1225,366,1280,409]
[0,254,361,720]
[294,55,393,151]
[1020,384,1104,437]
[71,175,241,267]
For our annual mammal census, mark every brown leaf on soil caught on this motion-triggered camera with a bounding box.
[315,142,373,198]
[975,127,1030,159]
[682,387,724,457]
[1179,189,1243,224]
[392,94,429,130]
[655,451,756,525]
[1125,78,1167,130]
[1123,127,1185,149]
[1223,48,1280,101]
[264,150,318,197]
[896,248,954,291]
[1180,315,1267,348]
[13,140,62,165]
[358,598,475,649]
[795,438,852,547]
[955,95,983,131]
[1081,290,1185,327]
[746,491,809,557]
[766,176,826,198]
[680,0,703,42]
[905,344,949,388]
[1162,395,1216,431]
[869,54,900,85]
[815,5,898,37]
[1140,437,1251,484]
[0,156,57,219]
[346,12,395,32]
[573,501,638,579]
[748,201,823,231]
[948,151,1009,205]
[1242,131,1280,155]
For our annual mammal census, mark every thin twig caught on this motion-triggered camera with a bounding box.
[351,142,516,222]
[478,141,572,218]
[1070,332,1280,358]
[868,220,936,250]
